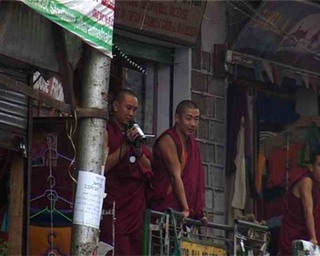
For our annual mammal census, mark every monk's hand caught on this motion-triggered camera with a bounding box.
[126,127,144,148]
[181,209,190,219]
[125,127,137,144]
[310,237,318,246]
[200,216,208,225]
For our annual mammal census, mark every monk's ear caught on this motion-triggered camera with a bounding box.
[174,113,180,123]
[113,101,119,112]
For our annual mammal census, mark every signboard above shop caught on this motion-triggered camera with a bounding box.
[114,0,206,45]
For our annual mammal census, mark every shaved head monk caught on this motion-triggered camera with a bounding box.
[100,89,153,255]
[279,151,320,255]
[149,100,207,223]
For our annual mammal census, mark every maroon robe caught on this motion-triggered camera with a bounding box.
[279,172,320,255]
[149,126,205,219]
[100,119,152,256]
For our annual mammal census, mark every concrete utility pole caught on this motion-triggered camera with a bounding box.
[70,45,110,255]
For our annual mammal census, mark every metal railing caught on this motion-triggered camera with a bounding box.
[233,219,269,255]
[143,209,270,255]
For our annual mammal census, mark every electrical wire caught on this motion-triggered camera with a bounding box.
[64,109,78,184]
[226,1,253,20]
[182,1,228,26]
[228,14,251,26]
[139,0,149,30]
[236,0,320,60]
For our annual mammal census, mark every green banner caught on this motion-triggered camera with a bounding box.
[21,0,114,57]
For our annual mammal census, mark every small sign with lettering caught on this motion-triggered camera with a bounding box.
[181,240,226,256]
[115,0,206,45]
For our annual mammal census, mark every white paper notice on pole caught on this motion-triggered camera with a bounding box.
[73,171,105,229]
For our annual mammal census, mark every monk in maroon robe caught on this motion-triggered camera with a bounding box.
[149,100,206,221]
[100,89,152,256]
[279,152,320,255]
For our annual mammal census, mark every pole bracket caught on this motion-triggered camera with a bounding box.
[76,108,109,120]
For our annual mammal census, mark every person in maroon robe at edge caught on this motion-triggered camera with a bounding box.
[149,100,207,223]
[279,151,320,255]
[100,89,153,256]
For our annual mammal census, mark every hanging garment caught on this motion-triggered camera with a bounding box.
[232,117,246,210]
[267,142,305,189]
[227,84,251,173]
[256,152,266,194]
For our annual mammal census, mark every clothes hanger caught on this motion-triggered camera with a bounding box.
[43,247,67,256]
[43,231,68,256]
[32,148,75,164]
[30,189,73,209]
[30,135,74,222]
[31,172,73,207]
[32,134,75,164]
[30,198,72,222]
[30,174,73,222]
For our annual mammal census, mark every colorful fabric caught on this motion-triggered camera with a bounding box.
[100,119,152,256]
[29,225,71,256]
[267,143,305,188]
[256,152,266,193]
[149,126,205,219]
[279,173,320,255]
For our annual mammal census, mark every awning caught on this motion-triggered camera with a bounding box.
[226,0,320,92]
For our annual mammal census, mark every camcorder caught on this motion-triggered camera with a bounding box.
[125,120,147,145]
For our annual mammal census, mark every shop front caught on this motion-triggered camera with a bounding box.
[225,1,320,254]
[0,1,84,254]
